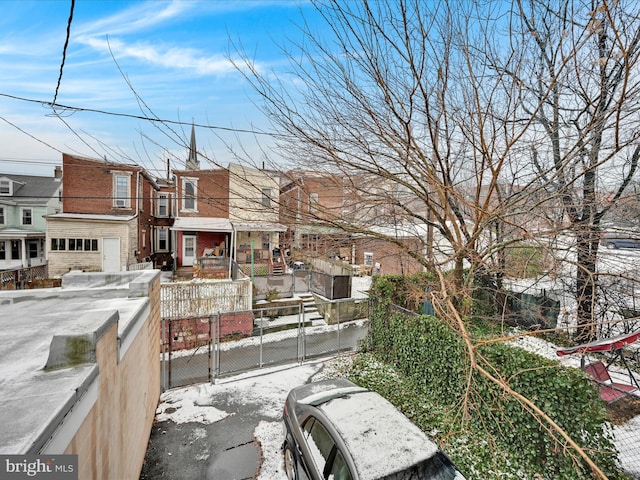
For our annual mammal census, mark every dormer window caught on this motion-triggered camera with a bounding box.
[0,179,11,195]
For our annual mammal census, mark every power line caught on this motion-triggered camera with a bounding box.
[0,93,276,137]
[52,0,74,107]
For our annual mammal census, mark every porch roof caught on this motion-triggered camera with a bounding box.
[172,217,233,233]
[0,228,45,239]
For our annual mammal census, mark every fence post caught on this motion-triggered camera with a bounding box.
[215,313,221,378]
[167,318,172,389]
[337,300,341,353]
[259,309,264,368]
[161,318,167,392]
[298,303,304,363]
[208,315,213,384]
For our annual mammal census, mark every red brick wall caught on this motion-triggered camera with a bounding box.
[62,153,142,215]
[164,312,254,351]
[174,169,230,217]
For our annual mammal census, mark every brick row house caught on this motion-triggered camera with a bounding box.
[172,163,286,277]
[47,130,286,279]
[46,153,174,278]
[279,170,430,275]
[0,170,62,272]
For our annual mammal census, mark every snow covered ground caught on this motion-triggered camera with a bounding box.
[155,274,640,478]
[154,335,640,479]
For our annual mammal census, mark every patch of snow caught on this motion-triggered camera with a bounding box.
[156,384,230,425]
[255,420,288,480]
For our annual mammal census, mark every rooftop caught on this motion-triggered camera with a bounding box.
[0,269,159,454]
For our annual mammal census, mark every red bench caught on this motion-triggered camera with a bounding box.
[584,361,638,403]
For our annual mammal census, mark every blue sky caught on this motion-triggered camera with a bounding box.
[0,0,316,177]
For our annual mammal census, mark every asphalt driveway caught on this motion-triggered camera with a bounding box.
[139,361,331,480]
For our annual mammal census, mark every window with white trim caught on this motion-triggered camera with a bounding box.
[0,240,5,259]
[262,188,273,208]
[364,252,374,266]
[21,208,33,226]
[0,179,10,195]
[54,238,98,252]
[182,178,197,211]
[309,193,319,214]
[157,227,169,251]
[51,238,66,251]
[0,206,4,225]
[157,193,169,217]
[113,173,131,208]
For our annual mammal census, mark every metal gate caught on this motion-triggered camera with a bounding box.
[161,300,369,390]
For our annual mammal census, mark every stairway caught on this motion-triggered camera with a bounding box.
[299,293,323,323]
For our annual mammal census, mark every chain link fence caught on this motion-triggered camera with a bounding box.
[161,298,369,390]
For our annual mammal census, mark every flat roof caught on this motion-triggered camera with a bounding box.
[0,270,158,454]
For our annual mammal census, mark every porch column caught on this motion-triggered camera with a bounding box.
[21,238,27,268]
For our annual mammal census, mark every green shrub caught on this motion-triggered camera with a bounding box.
[361,275,627,479]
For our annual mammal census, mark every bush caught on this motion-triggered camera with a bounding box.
[361,274,626,479]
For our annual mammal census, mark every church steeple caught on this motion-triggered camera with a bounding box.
[186,122,200,170]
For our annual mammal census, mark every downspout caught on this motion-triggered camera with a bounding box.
[135,171,141,263]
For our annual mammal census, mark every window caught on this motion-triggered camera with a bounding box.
[51,238,97,252]
[182,178,197,211]
[0,206,4,225]
[113,173,131,208]
[21,208,32,225]
[262,188,273,208]
[157,193,169,217]
[303,418,334,473]
[364,252,374,266]
[28,242,38,258]
[51,238,66,251]
[158,228,168,251]
[0,241,5,259]
[309,193,319,214]
[0,179,10,195]
[302,418,352,480]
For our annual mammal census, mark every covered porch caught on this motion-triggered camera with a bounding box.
[170,218,288,279]
[0,228,46,271]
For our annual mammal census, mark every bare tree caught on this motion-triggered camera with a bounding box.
[504,0,640,342]
[231,1,640,476]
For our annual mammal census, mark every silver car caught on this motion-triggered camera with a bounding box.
[282,378,466,480]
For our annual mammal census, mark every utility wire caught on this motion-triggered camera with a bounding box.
[0,93,275,137]
[53,0,75,107]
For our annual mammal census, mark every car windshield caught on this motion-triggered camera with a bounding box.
[380,452,466,480]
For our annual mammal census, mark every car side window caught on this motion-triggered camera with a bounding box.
[331,449,353,480]
[302,417,352,480]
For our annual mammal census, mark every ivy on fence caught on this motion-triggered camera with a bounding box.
[361,274,627,480]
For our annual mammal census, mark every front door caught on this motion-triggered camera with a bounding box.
[182,235,196,266]
[103,237,121,272]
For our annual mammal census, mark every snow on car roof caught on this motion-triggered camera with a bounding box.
[319,391,439,480]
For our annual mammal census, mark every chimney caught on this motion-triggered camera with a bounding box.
[54,165,62,179]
